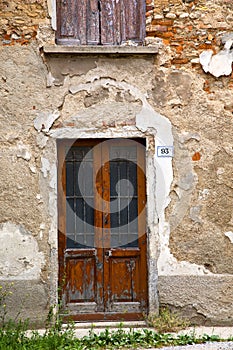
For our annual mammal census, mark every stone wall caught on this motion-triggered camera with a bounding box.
[0,0,233,326]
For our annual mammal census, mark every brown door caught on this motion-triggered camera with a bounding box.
[58,138,148,321]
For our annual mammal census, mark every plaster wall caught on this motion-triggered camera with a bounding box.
[0,0,233,326]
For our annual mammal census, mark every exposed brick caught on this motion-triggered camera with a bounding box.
[175,45,184,54]
[198,43,215,50]
[147,25,168,32]
[171,57,189,64]
[162,39,171,46]
[151,19,174,26]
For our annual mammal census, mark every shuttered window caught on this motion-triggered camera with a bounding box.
[56,0,145,45]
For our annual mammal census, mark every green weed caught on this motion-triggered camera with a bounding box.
[0,325,226,350]
[146,307,190,333]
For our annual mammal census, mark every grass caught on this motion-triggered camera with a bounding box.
[0,321,231,350]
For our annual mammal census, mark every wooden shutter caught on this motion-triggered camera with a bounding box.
[56,0,145,45]
[101,0,145,45]
[56,0,99,45]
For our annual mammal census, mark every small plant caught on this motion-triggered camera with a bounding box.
[146,307,190,333]
[0,283,16,327]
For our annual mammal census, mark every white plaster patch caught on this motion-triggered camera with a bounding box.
[190,205,202,224]
[199,50,213,73]
[16,143,31,161]
[34,110,60,133]
[36,133,49,149]
[200,39,233,77]
[179,131,201,143]
[0,222,45,280]
[49,164,57,190]
[41,157,50,178]
[47,72,56,88]
[225,231,233,243]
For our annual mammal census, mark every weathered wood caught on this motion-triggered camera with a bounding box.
[93,143,104,312]
[56,0,145,45]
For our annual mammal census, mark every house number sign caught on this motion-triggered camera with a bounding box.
[157,146,174,157]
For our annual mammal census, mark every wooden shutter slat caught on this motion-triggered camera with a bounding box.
[86,0,100,44]
[77,0,88,44]
[100,0,115,45]
[60,0,76,37]
[121,0,145,44]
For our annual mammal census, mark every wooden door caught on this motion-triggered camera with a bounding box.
[58,138,148,321]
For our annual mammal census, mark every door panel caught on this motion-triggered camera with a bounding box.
[58,138,147,321]
[65,251,96,302]
[109,253,139,301]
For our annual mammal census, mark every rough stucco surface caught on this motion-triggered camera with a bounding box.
[0,0,233,326]
[158,276,233,325]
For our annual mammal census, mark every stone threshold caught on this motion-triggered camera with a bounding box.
[43,45,159,55]
[70,321,147,329]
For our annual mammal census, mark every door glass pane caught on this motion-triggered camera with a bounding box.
[65,146,94,248]
[110,146,138,248]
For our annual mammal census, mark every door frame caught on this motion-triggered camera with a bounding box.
[45,125,165,320]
